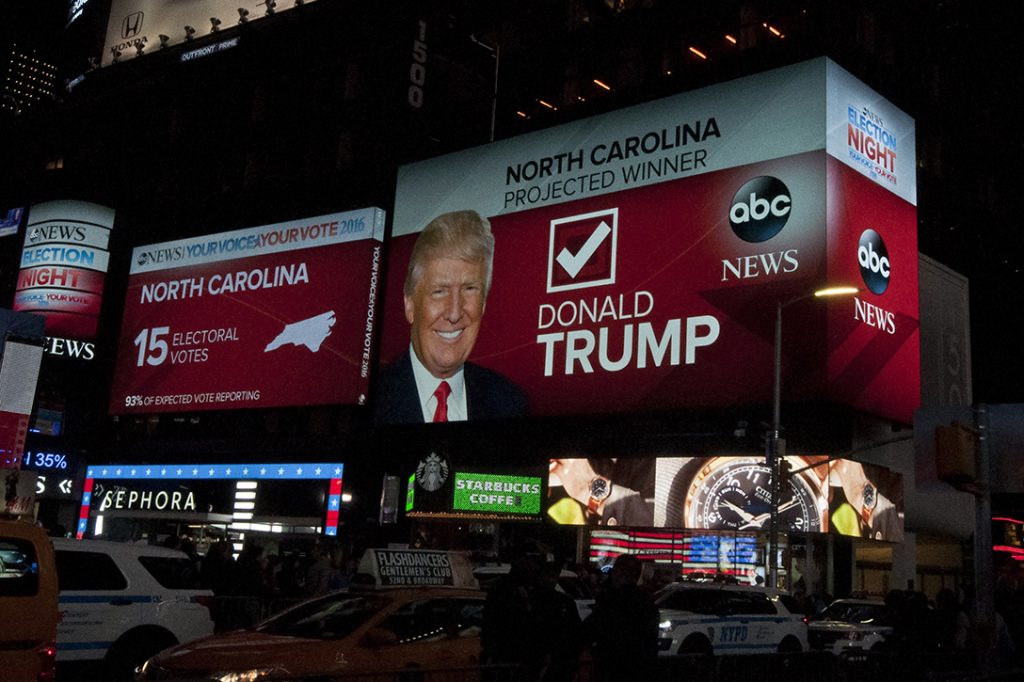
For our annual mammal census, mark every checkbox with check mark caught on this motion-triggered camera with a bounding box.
[546,208,618,293]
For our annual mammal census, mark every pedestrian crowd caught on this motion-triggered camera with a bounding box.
[165,536,357,598]
[481,549,659,682]
[161,534,1024,678]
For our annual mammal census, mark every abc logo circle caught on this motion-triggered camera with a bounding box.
[857,229,891,294]
[729,176,792,243]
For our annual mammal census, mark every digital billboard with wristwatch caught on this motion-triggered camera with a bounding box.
[680,455,829,532]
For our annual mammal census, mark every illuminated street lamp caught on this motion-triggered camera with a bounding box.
[767,285,858,589]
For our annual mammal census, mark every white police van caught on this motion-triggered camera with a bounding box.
[656,582,807,656]
[53,538,214,677]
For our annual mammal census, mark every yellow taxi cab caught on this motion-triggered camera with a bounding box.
[136,549,486,681]
[0,519,59,682]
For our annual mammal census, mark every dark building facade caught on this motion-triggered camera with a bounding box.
[1,0,1017,596]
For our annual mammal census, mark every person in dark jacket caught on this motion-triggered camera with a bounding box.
[584,555,660,682]
[481,551,546,679]
[533,559,583,682]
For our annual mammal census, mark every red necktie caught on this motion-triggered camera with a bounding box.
[432,381,451,422]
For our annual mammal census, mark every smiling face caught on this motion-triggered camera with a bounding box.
[405,256,488,379]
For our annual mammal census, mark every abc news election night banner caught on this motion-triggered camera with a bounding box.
[13,201,116,340]
[109,209,384,414]
[384,58,919,423]
[102,0,319,67]
[548,456,904,542]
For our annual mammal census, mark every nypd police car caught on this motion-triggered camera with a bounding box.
[807,598,894,656]
[655,582,807,656]
[53,538,213,677]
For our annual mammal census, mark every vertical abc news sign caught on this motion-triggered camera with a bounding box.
[383,58,919,423]
[13,200,115,340]
[110,208,384,413]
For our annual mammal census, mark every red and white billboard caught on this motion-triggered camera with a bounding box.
[110,208,384,414]
[13,200,115,340]
[382,58,919,423]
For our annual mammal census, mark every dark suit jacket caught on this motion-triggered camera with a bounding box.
[374,350,528,424]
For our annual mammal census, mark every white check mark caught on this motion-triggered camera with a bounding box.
[556,221,611,278]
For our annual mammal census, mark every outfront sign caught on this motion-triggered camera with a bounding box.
[382,58,919,424]
[101,0,319,67]
[109,209,383,413]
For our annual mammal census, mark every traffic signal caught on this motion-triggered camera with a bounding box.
[935,421,977,490]
[779,455,793,483]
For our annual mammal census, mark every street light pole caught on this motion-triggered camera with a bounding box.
[767,286,858,590]
[469,34,500,143]
[768,300,784,590]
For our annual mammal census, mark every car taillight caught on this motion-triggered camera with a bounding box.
[802,616,809,624]
[192,595,213,609]
[36,641,57,682]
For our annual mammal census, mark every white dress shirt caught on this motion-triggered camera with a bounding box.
[408,346,468,421]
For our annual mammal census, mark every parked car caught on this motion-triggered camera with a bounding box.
[52,538,213,678]
[655,582,808,656]
[0,520,58,682]
[807,598,895,656]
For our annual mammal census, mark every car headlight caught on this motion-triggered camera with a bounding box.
[135,658,153,678]
[659,619,687,633]
[215,669,276,682]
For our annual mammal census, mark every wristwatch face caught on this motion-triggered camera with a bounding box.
[862,483,877,510]
[684,457,825,532]
[590,477,610,501]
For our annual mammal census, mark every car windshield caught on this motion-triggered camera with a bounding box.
[819,602,892,625]
[256,593,388,640]
[0,539,39,597]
